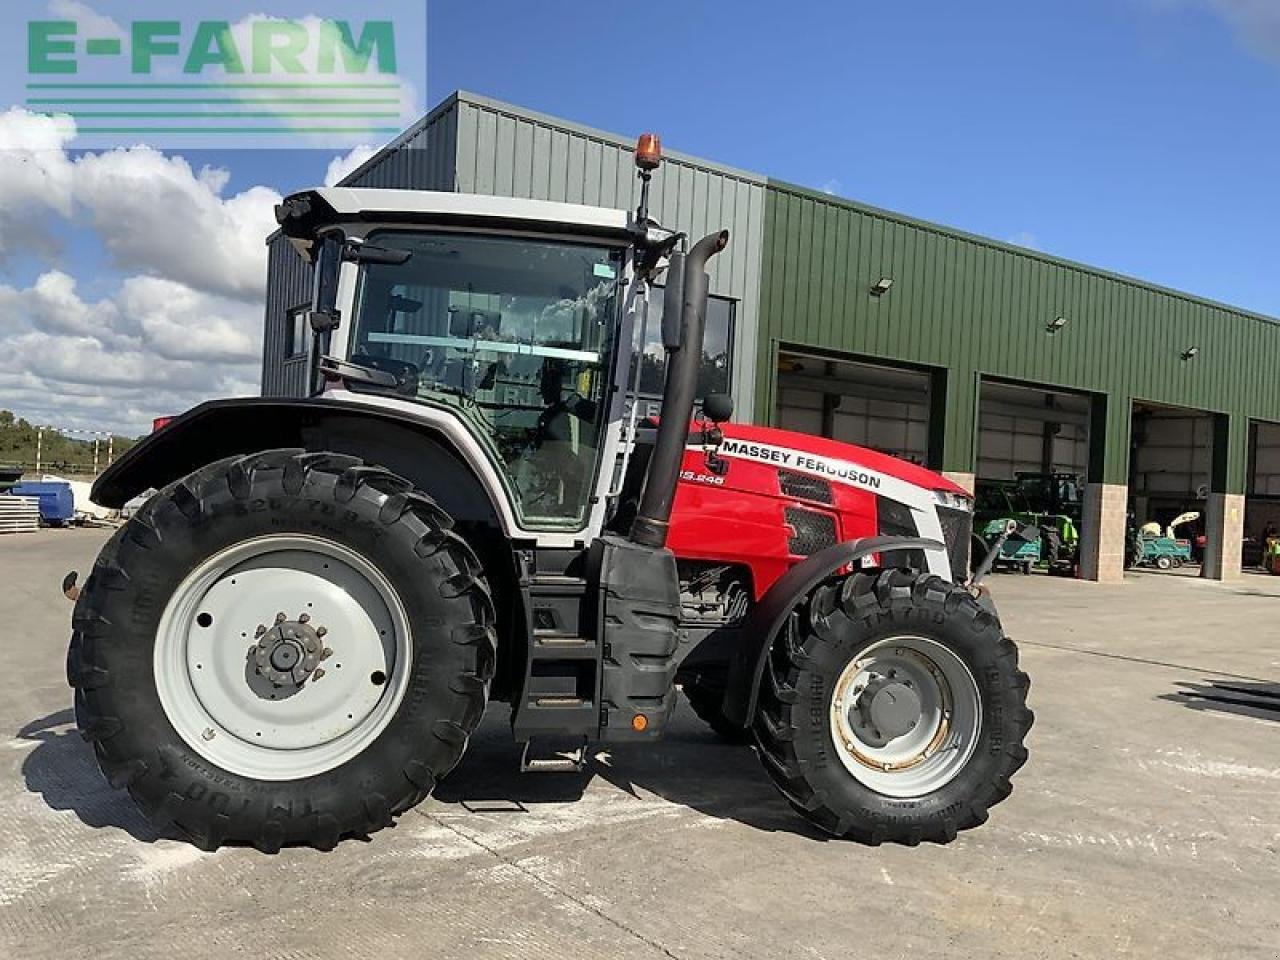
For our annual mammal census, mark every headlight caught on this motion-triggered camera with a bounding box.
[933,489,972,511]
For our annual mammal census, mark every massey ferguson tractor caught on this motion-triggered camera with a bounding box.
[68,134,1032,852]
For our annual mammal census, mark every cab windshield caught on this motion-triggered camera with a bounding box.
[348,230,624,529]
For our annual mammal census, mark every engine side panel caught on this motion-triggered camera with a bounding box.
[667,456,879,599]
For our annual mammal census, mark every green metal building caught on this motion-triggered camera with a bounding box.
[263,90,1280,581]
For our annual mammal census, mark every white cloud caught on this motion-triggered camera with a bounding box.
[46,0,123,40]
[1150,0,1280,63]
[0,270,130,343]
[1205,0,1280,60]
[47,0,125,40]
[325,144,380,186]
[0,110,76,258]
[0,109,279,434]
[71,146,280,300]
[1007,231,1042,251]
[120,276,259,364]
[0,109,280,301]
[0,272,260,435]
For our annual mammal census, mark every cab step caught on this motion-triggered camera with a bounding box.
[520,737,588,773]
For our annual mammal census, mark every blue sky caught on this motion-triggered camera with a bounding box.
[423,0,1280,317]
[68,0,1280,313]
[3,0,1279,434]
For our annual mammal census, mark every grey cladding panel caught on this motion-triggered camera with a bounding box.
[340,106,457,191]
[261,235,314,397]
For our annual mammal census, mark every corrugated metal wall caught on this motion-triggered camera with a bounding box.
[758,181,1278,488]
[260,234,313,396]
[451,93,767,420]
[259,91,1277,498]
[340,98,458,190]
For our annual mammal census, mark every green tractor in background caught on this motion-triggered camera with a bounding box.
[975,472,1082,576]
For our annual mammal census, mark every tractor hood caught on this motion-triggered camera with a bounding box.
[711,422,969,500]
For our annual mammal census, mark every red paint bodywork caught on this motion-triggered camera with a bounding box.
[665,422,966,600]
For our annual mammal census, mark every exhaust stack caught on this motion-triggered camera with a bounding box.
[630,228,729,548]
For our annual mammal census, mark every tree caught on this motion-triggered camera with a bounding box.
[0,410,140,476]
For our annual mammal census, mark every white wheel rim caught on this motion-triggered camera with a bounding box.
[155,534,412,781]
[828,636,981,798]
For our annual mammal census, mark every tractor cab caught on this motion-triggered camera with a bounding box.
[275,187,657,541]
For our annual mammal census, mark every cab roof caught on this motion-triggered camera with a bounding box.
[276,187,636,260]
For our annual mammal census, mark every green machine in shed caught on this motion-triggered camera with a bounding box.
[976,473,1082,575]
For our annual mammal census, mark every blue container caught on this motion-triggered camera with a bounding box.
[10,481,76,525]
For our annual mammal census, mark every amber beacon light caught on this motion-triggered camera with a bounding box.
[635,132,662,171]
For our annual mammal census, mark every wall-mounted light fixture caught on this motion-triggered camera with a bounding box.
[1181,346,1200,362]
[1045,315,1069,335]
[870,277,894,297]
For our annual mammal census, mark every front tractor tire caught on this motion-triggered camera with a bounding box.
[753,569,1032,845]
[683,678,750,744]
[67,450,496,851]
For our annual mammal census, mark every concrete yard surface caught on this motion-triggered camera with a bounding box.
[1,527,1278,959]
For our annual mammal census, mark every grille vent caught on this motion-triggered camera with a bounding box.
[778,469,834,504]
[785,507,838,556]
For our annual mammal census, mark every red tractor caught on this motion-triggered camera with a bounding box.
[69,136,1031,851]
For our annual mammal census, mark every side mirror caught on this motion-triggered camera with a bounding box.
[702,393,733,424]
[661,252,686,351]
[307,308,340,334]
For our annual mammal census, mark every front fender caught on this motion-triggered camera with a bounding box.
[720,536,944,727]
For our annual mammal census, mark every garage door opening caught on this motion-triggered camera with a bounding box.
[1129,401,1214,574]
[975,379,1091,576]
[775,350,934,465]
[1245,420,1280,573]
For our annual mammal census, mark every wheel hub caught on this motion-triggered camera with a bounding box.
[253,612,329,687]
[853,676,921,740]
[829,636,982,798]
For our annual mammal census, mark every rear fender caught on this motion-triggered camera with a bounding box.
[95,397,504,527]
[720,536,943,728]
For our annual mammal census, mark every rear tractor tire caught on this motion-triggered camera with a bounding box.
[67,449,496,851]
[752,569,1032,845]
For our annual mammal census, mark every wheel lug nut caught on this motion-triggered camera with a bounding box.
[298,613,310,623]
[321,647,333,660]
[316,626,327,638]
[313,667,326,681]
[275,612,287,624]
[255,624,266,637]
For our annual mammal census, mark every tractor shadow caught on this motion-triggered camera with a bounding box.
[1160,680,1280,723]
[433,702,830,841]
[17,708,174,843]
